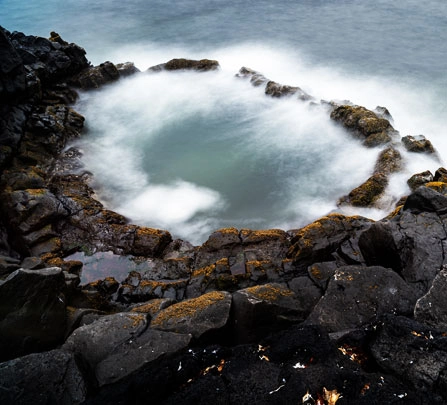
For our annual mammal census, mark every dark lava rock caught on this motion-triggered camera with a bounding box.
[231,283,317,343]
[0,27,26,101]
[306,265,418,332]
[374,105,393,121]
[235,66,269,86]
[9,30,89,85]
[149,58,220,72]
[371,315,447,400]
[0,267,66,361]
[287,213,373,273]
[403,185,447,214]
[414,267,447,329]
[265,80,312,100]
[151,291,232,340]
[236,66,312,101]
[407,170,434,191]
[71,61,120,89]
[402,134,437,154]
[359,192,447,292]
[116,61,140,77]
[374,146,402,175]
[0,349,87,405]
[434,167,447,183]
[63,311,191,387]
[338,172,388,207]
[330,104,396,147]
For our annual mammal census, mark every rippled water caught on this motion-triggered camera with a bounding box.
[2,0,446,243]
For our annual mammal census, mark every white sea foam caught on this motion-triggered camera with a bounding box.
[75,43,446,244]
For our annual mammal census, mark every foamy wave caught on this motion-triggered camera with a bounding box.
[75,43,446,243]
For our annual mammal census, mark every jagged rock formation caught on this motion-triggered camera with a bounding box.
[2,28,447,404]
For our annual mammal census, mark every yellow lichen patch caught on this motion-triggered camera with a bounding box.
[240,228,286,242]
[151,291,227,326]
[131,299,167,315]
[123,313,146,329]
[385,205,403,220]
[216,258,229,266]
[139,279,185,290]
[192,264,216,278]
[136,227,165,237]
[425,181,447,194]
[244,284,294,302]
[215,227,239,235]
[309,265,323,280]
[24,188,47,196]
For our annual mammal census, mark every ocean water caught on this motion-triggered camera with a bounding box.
[2,0,446,244]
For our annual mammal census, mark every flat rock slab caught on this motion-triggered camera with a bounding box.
[0,349,86,405]
[232,283,309,343]
[63,312,149,368]
[0,267,66,361]
[96,328,191,386]
[306,265,418,332]
[151,291,232,339]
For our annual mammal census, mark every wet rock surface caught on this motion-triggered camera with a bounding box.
[2,27,447,404]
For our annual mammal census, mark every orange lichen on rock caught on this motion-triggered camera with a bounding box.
[240,228,287,243]
[425,181,447,194]
[151,291,228,326]
[130,299,171,315]
[192,264,216,278]
[244,284,294,302]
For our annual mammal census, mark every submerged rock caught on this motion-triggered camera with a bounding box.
[148,58,220,72]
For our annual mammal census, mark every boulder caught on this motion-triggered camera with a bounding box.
[0,349,87,405]
[116,61,140,77]
[402,134,437,154]
[71,61,120,89]
[63,311,191,387]
[231,283,317,343]
[149,58,219,72]
[434,167,447,183]
[338,173,388,207]
[407,170,434,191]
[95,328,191,386]
[360,204,447,292]
[403,185,447,214]
[63,312,149,368]
[306,265,419,332]
[0,267,66,361]
[151,290,232,339]
[287,214,373,273]
[373,146,402,175]
[265,80,312,100]
[330,105,396,147]
[235,66,268,86]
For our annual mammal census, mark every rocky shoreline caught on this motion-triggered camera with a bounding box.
[1,28,447,404]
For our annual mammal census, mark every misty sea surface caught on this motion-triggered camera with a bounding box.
[2,0,446,244]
